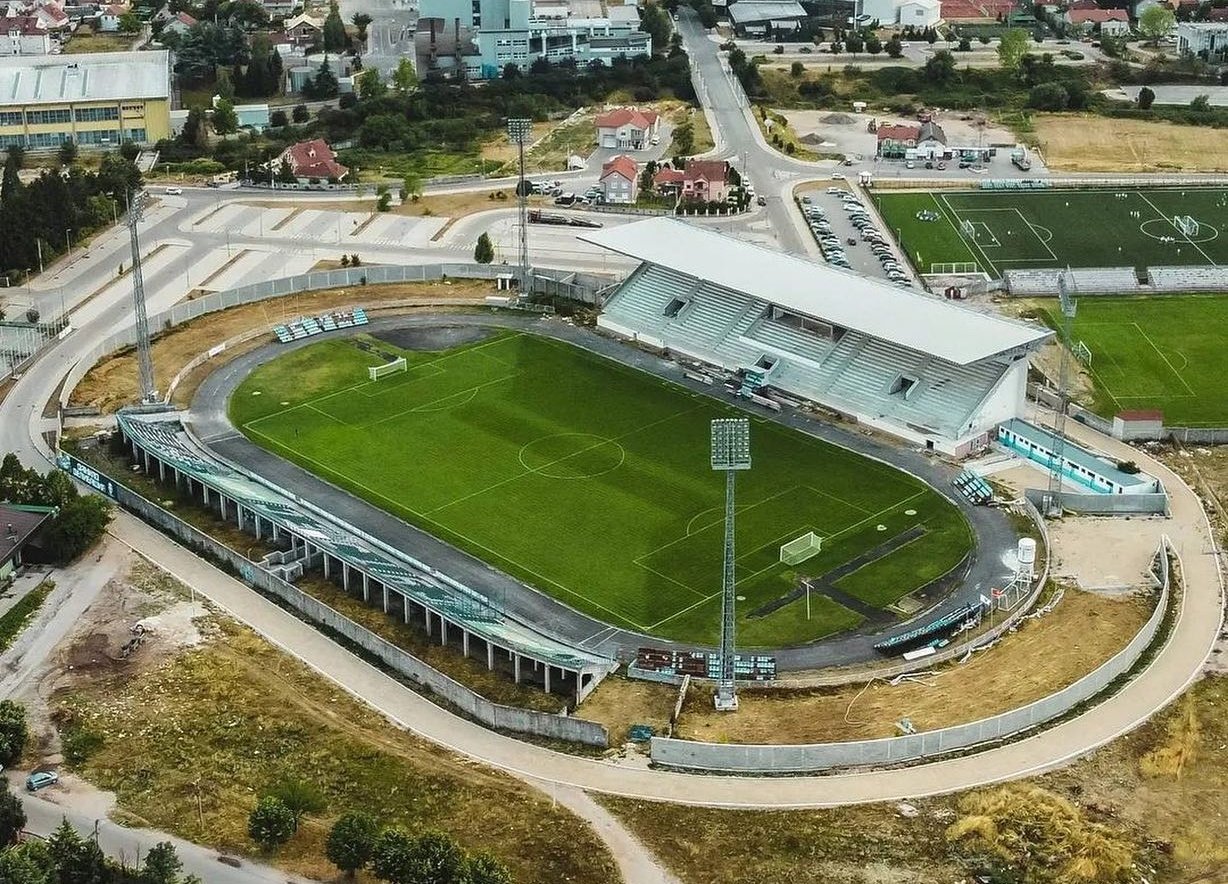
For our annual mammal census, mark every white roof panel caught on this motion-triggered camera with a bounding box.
[0,51,170,107]
[727,0,806,21]
[581,217,1052,365]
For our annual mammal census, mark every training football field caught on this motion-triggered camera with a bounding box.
[875,187,1228,277]
[1041,294,1228,427]
[230,331,971,647]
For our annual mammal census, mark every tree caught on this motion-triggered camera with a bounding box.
[639,2,671,53]
[47,818,109,883]
[361,68,387,99]
[277,158,297,184]
[1137,85,1156,109]
[266,778,325,831]
[1028,81,1069,110]
[41,494,111,562]
[392,57,418,93]
[352,11,373,43]
[459,852,512,884]
[270,109,288,127]
[474,231,495,264]
[307,59,339,99]
[58,139,78,167]
[181,107,208,151]
[866,35,882,54]
[326,811,378,878]
[401,173,422,201]
[2,146,24,205]
[922,48,957,83]
[1190,93,1211,111]
[0,780,26,847]
[845,33,864,53]
[0,700,28,766]
[885,35,903,58]
[672,119,694,154]
[141,842,186,884]
[957,35,971,51]
[1139,4,1175,44]
[323,1,347,51]
[371,830,464,884]
[118,10,140,31]
[248,796,296,851]
[997,28,1030,72]
[292,103,310,124]
[119,140,139,161]
[0,841,54,884]
[790,60,804,76]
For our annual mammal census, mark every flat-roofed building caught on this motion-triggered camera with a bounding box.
[0,49,171,149]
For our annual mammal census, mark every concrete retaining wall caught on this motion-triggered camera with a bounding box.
[1025,487,1169,516]
[651,538,1170,773]
[103,477,609,747]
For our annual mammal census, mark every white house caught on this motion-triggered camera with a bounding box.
[912,120,947,159]
[1177,21,1228,57]
[599,154,638,204]
[595,106,660,150]
[897,0,940,26]
[1,15,52,54]
[1065,7,1130,35]
[96,2,125,30]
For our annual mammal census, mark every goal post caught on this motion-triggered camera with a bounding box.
[368,356,407,380]
[780,531,823,566]
[1173,215,1199,238]
[959,219,976,239]
[1073,341,1092,366]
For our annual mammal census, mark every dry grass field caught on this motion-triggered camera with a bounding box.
[1033,114,1228,172]
[677,586,1154,744]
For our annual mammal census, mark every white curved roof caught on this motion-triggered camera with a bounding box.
[580,217,1052,365]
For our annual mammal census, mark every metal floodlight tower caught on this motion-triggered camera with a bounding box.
[126,190,157,404]
[710,417,751,711]
[1046,269,1078,517]
[506,118,533,296]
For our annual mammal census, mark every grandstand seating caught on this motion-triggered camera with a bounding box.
[601,263,1017,440]
[953,470,994,505]
[1148,266,1228,291]
[272,307,370,345]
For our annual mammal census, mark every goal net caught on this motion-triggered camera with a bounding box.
[1173,215,1200,238]
[368,356,407,380]
[929,261,982,275]
[1073,341,1092,366]
[780,531,822,566]
[959,219,976,239]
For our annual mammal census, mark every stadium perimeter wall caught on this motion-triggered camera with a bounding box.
[1024,487,1169,516]
[89,472,611,747]
[649,538,1172,773]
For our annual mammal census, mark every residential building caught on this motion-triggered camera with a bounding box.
[913,120,946,159]
[285,11,322,45]
[678,158,730,204]
[1177,21,1228,57]
[29,2,69,33]
[726,0,806,37]
[1064,7,1130,35]
[652,163,684,192]
[272,138,349,181]
[261,0,299,16]
[0,504,51,583]
[875,122,920,158]
[416,0,650,79]
[598,154,638,204]
[862,0,939,26]
[159,9,195,36]
[595,106,659,150]
[1,15,52,54]
[96,1,125,30]
[0,50,171,148]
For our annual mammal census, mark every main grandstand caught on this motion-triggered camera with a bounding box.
[583,218,1053,457]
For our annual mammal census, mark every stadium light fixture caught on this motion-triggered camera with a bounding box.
[711,418,751,711]
[506,118,533,296]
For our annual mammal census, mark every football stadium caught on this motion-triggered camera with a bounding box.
[224,218,1051,655]
[875,186,1228,279]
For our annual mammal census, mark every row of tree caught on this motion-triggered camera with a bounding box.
[0,455,112,563]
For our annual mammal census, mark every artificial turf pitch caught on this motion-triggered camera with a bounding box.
[231,331,971,647]
[1039,293,1228,428]
[874,187,1228,277]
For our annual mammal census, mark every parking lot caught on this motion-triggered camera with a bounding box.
[796,185,913,288]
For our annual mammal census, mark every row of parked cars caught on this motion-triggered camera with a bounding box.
[832,191,912,288]
[800,197,853,271]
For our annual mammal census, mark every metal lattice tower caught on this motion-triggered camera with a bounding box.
[1046,269,1077,516]
[506,118,533,296]
[710,418,751,711]
[126,190,157,404]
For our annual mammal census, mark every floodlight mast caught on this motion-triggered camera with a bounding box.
[710,418,751,711]
[1046,270,1077,517]
[127,190,157,404]
[506,118,533,296]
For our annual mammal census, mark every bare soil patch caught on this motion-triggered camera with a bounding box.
[1033,114,1228,173]
[69,281,496,413]
[576,675,678,747]
[677,587,1154,744]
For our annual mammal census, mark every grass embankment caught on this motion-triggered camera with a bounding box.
[677,587,1153,744]
[755,107,824,161]
[605,675,1228,883]
[63,33,134,53]
[68,280,495,413]
[1032,114,1228,173]
[338,148,503,184]
[0,581,54,652]
[55,568,620,884]
[232,332,973,648]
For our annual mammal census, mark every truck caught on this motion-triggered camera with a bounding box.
[1010,144,1032,171]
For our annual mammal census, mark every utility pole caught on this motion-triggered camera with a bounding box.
[507,118,533,297]
[710,417,751,711]
[126,190,157,403]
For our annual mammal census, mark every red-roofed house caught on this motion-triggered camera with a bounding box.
[1065,7,1130,34]
[875,123,921,158]
[595,107,661,150]
[97,3,129,31]
[273,139,349,183]
[652,165,684,193]
[679,159,730,204]
[1,15,51,54]
[161,10,197,36]
[30,3,69,33]
[599,154,639,204]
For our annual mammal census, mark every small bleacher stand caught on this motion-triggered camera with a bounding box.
[274,307,369,343]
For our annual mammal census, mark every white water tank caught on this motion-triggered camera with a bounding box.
[1017,537,1037,571]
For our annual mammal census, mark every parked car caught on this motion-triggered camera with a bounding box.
[26,771,58,792]
[937,162,947,170]
[800,195,812,204]
[905,160,915,169]
[756,195,767,206]
[165,187,182,195]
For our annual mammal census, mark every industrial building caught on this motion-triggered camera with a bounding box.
[0,50,171,149]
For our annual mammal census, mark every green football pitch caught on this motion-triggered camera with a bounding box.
[1040,294,1228,427]
[230,331,972,647]
[875,187,1228,277]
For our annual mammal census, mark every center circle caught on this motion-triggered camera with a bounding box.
[1138,216,1220,244]
[518,433,626,479]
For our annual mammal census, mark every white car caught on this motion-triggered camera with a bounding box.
[165,186,183,195]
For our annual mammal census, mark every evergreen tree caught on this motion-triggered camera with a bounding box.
[323,1,347,51]
[2,146,23,205]
[0,780,26,846]
[474,231,495,264]
[58,139,78,167]
[325,811,378,878]
[248,796,296,851]
[392,57,418,93]
[0,700,28,766]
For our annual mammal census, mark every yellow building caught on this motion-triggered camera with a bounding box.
[0,50,171,150]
